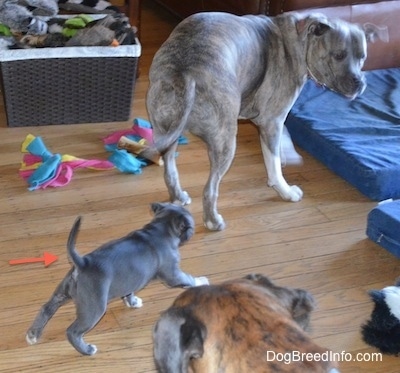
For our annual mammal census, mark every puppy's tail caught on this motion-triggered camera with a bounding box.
[67,216,86,270]
[148,73,196,154]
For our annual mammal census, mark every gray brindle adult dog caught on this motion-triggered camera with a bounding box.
[147,11,385,231]
[26,203,208,355]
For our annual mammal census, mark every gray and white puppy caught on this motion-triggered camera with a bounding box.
[147,12,386,231]
[26,202,208,355]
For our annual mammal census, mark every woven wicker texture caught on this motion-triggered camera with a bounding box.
[1,56,138,127]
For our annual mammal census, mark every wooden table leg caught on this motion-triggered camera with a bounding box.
[128,0,141,38]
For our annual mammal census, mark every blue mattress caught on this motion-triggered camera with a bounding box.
[367,200,400,258]
[285,68,400,201]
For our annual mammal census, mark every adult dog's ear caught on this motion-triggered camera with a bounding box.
[309,21,331,36]
[363,23,389,43]
[180,316,206,362]
[295,14,331,39]
[244,273,275,287]
[153,309,206,372]
[291,289,316,330]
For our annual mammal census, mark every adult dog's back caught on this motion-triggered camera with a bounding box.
[147,13,275,162]
[153,274,339,372]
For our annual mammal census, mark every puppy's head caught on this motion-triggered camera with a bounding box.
[151,202,195,245]
[244,273,316,330]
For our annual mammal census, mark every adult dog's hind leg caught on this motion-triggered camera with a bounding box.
[258,123,303,202]
[162,140,192,205]
[202,124,237,231]
[26,273,73,345]
[148,75,195,206]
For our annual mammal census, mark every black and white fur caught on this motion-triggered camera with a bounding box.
[361,282,400,355]
[26,203,208,355]
[0,0,119,35]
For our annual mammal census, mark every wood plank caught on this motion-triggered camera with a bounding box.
[0,0,398,371]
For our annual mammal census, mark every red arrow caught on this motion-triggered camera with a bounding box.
[9,252,58,267]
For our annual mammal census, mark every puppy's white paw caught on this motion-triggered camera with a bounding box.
[123,295,143,308]
[87,344,97,356]
[194,276,209,286]
[131,296,143,308]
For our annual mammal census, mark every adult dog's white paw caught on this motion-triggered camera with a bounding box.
[271,184,303,202]
[26,333,37,345]
[174,191,192,205]
[286,185,303,202]
[194,276,209,286]
[204,213,226,231]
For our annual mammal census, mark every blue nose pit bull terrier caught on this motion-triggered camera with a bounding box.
[147,11,385,231]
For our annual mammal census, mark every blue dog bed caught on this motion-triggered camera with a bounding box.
[367,200,400,258]
[285,68,400,201]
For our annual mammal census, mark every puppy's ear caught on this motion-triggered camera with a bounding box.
[291,289,316,330]
[173,216,195,244]
[151,202,167,214]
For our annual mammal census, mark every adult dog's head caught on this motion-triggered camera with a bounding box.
[151,202,195,245]
[153,274,338,372]
[243,273,315,330]
[297,13,388,99]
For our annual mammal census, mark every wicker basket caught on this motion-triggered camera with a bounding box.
[0,33,141,127]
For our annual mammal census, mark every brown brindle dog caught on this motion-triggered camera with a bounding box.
[153,274,339,373]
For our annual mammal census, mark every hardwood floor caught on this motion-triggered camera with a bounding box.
[1,1,399,372]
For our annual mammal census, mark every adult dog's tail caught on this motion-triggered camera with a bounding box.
[147,73,196,154]
[67,216,86,269]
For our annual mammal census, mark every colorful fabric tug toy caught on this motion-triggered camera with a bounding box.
[19,118,188,191]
